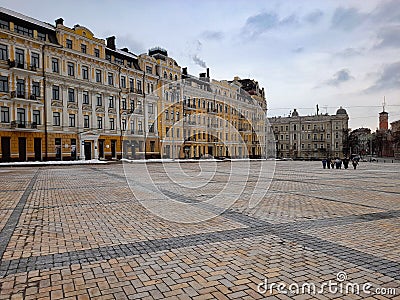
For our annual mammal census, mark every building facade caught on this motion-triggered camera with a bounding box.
[269,107,349,159]
[0,8,267,161]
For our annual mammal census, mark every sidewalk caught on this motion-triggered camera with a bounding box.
[0,159,109,167]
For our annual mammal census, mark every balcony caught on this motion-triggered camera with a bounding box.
[8,60,38,74]
[129,87,143,95]
[11,121,39,129]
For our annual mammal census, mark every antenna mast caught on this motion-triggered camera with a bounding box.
[382,96,386,112]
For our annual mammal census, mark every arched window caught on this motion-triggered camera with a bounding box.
[174,74,178,81]
[164,71,167,79]
[169,73,172,80]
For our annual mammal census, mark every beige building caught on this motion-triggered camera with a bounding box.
[269,107,349,159]
[0,7,268,162]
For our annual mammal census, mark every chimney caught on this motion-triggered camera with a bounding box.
[182,67,187,75]
[206,68,210,78]
[55,18,64,26]
[106,36,116,50]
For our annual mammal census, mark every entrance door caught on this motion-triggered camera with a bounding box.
[111,140,116,158]
[71,139,76,160]
[84,141,92,160]
[18,137,26,161]
[98,140,104,159]
[34,138,41,161]
[1,137,11,162]
[208,146,213,156]
[55,138,62,160]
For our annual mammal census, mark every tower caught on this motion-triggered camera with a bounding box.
[379,97,388,131]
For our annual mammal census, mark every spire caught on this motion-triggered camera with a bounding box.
[383,96,386,112]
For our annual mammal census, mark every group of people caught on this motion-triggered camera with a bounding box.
[322,157,359,170]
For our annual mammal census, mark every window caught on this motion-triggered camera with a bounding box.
[149,123,154,133]
[14,24,33,37]
[106,54,111,61]
[37,32,46,41]
[67,62,75,76]
[176,112,179,121]
[33,110,40,125]
[82,66,88,79]
[17,79,25,98]
[0,20,9,30]
[52,85,59,100]
[83,91,89,104]
[137,80,142,92]
[52,58,59,73]
[122,119,127,131]
[81,44,86,53]
[169,73,172,80]
[122,98,127,110]
[94,48,99,58]
[69,114,75,127]
[335,132,339,139]
[0,44,8,60]
[17,108,25,124]
[53,112,60,126]
[66,39,72,49]
[1,106,9,123]
[175,75,178,81]
[110,118,115,130]
[68,88,75,102]
[32,81,40,97]
[163,71,167,79]
[31,52,39,68]
[120,76,126,88]
[108,73,113,85]
[138,121,143,133]
[95,70,102,83]
[97,117,102,129]
[96,94,102,106]
[108,96,114,108]
[129,78,134,91]
[147,83,150,94]
[335,142,339,149]
[293,133,297,140]
[15,48,24,65]
[114,57,123,65]
[293,124,297,130]
[148,103,154,114]
[84,115,89,128]
[146,66,152,74]
[165,109,169,120]
[0,76,8,92]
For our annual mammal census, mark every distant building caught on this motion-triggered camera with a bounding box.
[349,128,372,156]
[268,107,349,159]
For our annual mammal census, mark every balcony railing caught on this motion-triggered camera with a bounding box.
[8,60,37,72]
[11,121,38,129]
[10,91,26,99]
[129,87,143,94]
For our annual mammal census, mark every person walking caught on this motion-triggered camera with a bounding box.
[352,159,358,170]
[335,158,340,169]
[322,159,327,169]
[343,157,349,169]
[327,158,331,169]
[330,158,335,169]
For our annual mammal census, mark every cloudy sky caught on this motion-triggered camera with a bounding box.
[1,0,399,130]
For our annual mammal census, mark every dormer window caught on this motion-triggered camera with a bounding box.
[0,20,9,30]
[37,32,46,41]
[66,39,72,49]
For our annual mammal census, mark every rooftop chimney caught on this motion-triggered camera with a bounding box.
[182,67,187,75]
[106,36,116,50]
[55,18,64,26]
[206,68,210,78]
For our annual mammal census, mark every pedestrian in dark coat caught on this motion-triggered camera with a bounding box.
[327,158,331,169]
[352,159,358,170]
[343,157,349,169]
[322,159,327,169]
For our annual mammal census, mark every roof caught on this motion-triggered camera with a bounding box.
[0,7,54,31]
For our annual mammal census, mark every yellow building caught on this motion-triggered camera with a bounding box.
[0,7,268,162]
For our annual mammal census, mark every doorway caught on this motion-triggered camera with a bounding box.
[18,137,26,161]
[55,138,62,160]
[1,137,11,162]
[34,138,42,161]
[98,140,104,159]
[84,141,92,160]
[111,140,116,158]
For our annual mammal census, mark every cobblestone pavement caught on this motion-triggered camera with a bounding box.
[0,161,399,299]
